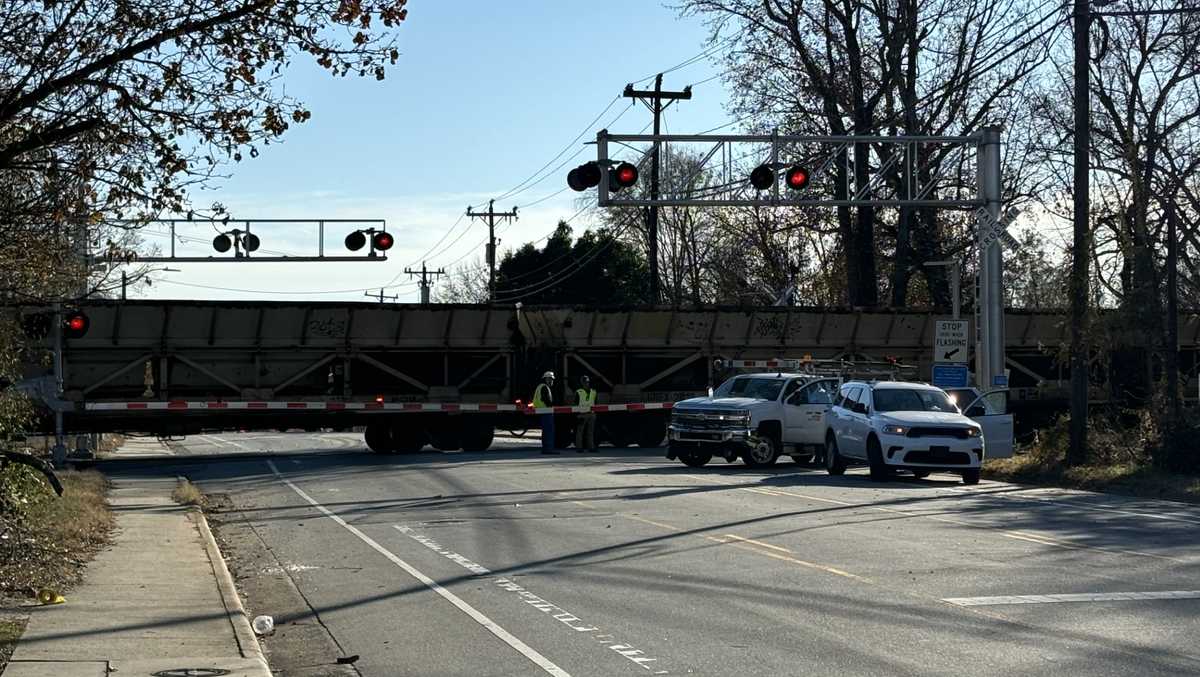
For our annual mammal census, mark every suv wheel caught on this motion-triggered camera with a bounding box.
[744,435,778,468]
[961,468,981,485]
[825,435,846,475]
[867,436,892,482]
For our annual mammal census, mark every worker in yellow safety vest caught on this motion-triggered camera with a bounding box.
[533,371,558,455]
[574,375,598,453]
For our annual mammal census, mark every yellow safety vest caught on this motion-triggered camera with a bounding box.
[533,383,552,408]
[576,388,596,411]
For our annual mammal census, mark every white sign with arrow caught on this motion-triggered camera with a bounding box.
[934,320,970,363]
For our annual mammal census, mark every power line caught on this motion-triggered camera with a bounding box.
[629,35,736,86]
[482,96,625,207]
[154,279,418,295]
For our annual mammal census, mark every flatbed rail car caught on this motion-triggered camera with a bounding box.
[23,301,1200,450]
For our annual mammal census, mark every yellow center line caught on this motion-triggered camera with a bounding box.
[714,534,871,582]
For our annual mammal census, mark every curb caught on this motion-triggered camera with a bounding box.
[180,476,272,676]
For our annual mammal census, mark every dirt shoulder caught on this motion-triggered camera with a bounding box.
[984,456,1200,505]
[0,466,114,672]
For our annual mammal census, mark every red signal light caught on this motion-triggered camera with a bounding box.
[63,312,89,338]
[614,162,638,188]
[372,231,394,251]
[786,166,810,190]
[786,166,810,189]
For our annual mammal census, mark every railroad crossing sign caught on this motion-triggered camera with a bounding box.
[976,206,1021,251]
[934,320,970,363]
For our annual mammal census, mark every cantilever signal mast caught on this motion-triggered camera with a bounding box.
[466,200,517,302]
[405,262,446,305]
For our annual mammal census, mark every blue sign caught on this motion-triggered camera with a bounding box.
[932,364,970,389]
[992,374,1008,387]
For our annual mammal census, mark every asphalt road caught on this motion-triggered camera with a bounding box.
[142,431,1200,676]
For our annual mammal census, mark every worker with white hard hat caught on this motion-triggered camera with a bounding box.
[532,370,558,455]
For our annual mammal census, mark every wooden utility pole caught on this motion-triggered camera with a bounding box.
[405,262,445,305]
[1067,0,1092,466]
[624,74,691,304]
[466,200,517,302]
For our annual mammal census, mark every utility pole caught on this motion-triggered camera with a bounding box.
[624,74,692,304]
[1067,0,1092,466]
[364,288,398,303]
[466,200,517,302]
[405,262,445,305]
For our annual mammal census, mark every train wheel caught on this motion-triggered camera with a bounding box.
[364,423,394,454]
[391,422,427,454]
[634,417,667,448]
[461,423,495,452]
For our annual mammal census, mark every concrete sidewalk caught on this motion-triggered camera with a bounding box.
[5,475,270,677]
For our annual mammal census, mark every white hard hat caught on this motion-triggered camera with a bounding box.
[542,371,555,380]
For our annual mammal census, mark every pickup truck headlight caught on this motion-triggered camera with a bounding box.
[966,427,982,437]
[882,424,908,435]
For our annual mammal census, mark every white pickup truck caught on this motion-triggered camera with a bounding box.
[667,373,840,468]
[667,373,1015,469]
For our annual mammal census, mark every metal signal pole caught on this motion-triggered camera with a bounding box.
[467,200,517,302]
[405,262,446,305]
[624,74,691,304]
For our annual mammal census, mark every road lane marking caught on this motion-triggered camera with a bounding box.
[396,525,669,674]
[682,473,1186,563]
[621,513,868,583]
[942,590,1200,606]
[720,533,792,553]
[266,461,571,677]
[1001,531,1185,563]
[200,434,252,451]
[716,535,870,582]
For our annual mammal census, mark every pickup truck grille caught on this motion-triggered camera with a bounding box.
[906,427,971,439]
[671,410,746,430]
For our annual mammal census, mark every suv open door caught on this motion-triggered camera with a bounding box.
[962,389,1014,458]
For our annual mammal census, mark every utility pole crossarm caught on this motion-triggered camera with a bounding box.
[466,200,517,303]
[405,262,446,305]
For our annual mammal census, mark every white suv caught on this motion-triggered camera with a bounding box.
[824,381,984,484]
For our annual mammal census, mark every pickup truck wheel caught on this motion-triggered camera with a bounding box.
[961,468,981,485]
[679,451,712,468]
[867,436,892,482]
[743,436,779,468]
[825,436,846,476]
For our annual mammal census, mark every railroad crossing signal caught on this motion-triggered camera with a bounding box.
[567,161,639,193]
[976,206,1021,251]
[748,164,811,191]
[344,228,394,257]
[212,229,260,255]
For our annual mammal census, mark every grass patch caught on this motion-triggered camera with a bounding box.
[171,479,205,508]
[0,467,114,600]
[0,617,26,671]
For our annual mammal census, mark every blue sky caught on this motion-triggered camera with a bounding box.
[139,1,733,303]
